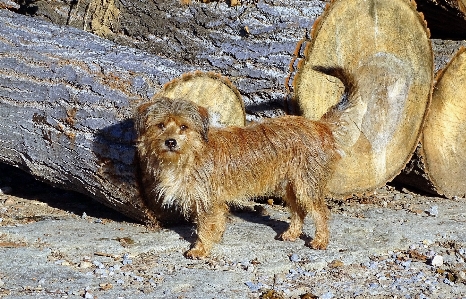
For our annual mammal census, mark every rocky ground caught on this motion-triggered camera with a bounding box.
[1,163,466,299]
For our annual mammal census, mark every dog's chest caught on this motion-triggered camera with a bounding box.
[157,166,209,212]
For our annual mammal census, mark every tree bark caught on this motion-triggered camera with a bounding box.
[0,9,197,223]
[12,0,326,114]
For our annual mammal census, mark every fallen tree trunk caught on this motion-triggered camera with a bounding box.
[0,3,323,222]
[11,0,327,112]
[0,9,199,223]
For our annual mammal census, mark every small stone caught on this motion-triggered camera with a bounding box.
[93,261,105,269]
[290,253,300,262]
[426,205,439,217]
[456,270,466,282]
[245,281,259,292]
[328,260,344,268]
[320,292,334,299]
[82,212,87,219]
[95,269,109,275]
[430,255,444,267]
[422,239,434,246]
[99,283,113,291]
[84,292,94,299]
[79,261,93,269]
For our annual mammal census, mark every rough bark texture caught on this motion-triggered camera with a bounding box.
[11,0,326,116]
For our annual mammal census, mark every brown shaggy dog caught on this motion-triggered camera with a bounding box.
[135,97,341,259]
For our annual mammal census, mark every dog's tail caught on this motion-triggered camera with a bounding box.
[315,66,366,153]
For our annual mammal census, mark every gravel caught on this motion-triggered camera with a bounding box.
[1,166,466,298]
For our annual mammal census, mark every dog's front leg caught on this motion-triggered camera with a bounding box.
[185,203,228,259]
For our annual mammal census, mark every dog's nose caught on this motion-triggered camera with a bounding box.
[165,139,177,150]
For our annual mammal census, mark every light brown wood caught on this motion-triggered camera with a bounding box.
[421,47,466,197]
[156,71,245,127]
[292,0,433,197]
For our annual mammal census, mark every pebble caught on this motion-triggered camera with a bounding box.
[457,271,466,282]
[320,291,334,299]
[245,281,266,292]
[79,261,93,269]
[93,261,105,269]
[290,253,300,262]
[82,212,87,219]
[430,255,443,267]
[426,206,439,217]
[122,254,132,265]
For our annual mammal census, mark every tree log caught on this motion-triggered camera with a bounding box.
[398,47,466,198]
[291,0,433,197]
[10,0,326,114]
[0,2,324,222]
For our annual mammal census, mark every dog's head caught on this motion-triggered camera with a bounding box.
[136,97,209,163]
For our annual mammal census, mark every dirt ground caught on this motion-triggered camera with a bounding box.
[1,163,466,299]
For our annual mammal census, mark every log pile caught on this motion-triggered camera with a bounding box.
[1,0,466,223]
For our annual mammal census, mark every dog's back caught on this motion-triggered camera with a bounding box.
[197,116,340,204]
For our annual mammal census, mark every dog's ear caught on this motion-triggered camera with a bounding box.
[198,106,209,142]
[135,102,153,136]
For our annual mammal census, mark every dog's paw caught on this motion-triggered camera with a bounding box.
[184,248,208,259]
[308,238,328,250]
[279,230,301,242]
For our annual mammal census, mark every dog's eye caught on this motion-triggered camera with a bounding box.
[180,125,188,131]
[157,123,165,129]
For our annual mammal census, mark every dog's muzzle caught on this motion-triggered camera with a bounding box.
[165,139,178,151]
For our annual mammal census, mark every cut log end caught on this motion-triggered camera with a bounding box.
[421,47,466,198]
[292,0,433,197]
[156,71,245,127]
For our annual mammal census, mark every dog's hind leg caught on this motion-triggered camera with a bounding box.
[307,196,330,250]
[185,203,228,259]
[279,184,306,242]
[292,181,330,250]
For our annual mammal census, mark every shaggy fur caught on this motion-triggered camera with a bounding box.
[136,97,341,259]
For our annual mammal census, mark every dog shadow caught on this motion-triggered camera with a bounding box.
[230,205,314,245]
[160,206,317,246]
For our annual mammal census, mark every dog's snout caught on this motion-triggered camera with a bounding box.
[165,139,177,150]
